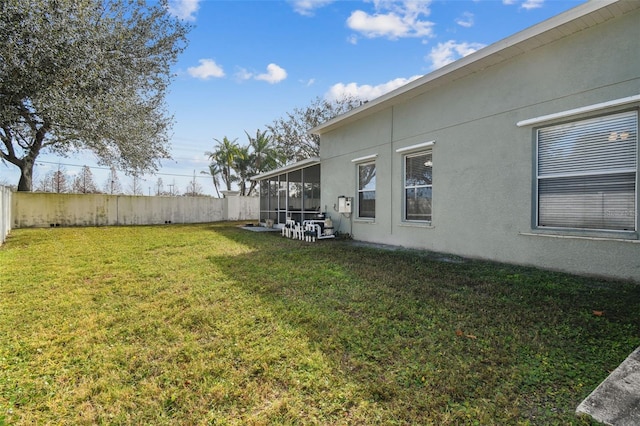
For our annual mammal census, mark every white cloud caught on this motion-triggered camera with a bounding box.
[426,40,486,70]
[187,59,225,80]
[255,63,288,84]
[233,64,288,84]
[347,0,434,40]
[235,68,253,81]
[502,0,544,9]
[289,0,334,16]
[326,75,422,102]
[347,11,409,39]
[522,0,544,10]
[455,12,474,28]
[347,34,359,45]
[167,0,200,21]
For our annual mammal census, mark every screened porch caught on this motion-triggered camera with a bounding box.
[252,158,322,226]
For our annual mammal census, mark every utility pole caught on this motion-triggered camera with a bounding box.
[56,164,60,193]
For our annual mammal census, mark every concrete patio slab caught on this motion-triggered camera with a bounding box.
[240,225,280,232]
[576,346,640,425]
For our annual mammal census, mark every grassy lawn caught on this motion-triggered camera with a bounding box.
[1,223,638,425]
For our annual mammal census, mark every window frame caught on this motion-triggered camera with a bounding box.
[534,109,638,235]
[356,160,376,220]
[403,150,433,223]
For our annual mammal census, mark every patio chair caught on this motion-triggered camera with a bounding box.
[304,222,320,242]
[292,222,303,240]
[282,219,296,238]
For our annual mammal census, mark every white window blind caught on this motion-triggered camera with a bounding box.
[404,152,432,222]
[537,111,637,231]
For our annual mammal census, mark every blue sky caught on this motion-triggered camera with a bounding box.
[1,0,586,195]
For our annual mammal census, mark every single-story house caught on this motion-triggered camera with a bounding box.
[256,0,640,282]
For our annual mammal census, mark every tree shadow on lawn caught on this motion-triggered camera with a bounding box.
[206,225,640,424]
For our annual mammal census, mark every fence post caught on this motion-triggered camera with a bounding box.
[0,186,12,245]
[221,191,241,221]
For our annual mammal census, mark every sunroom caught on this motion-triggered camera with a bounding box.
[251,157,322,227]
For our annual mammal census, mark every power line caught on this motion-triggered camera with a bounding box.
[35,160,211,180]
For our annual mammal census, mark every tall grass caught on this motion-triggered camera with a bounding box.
[1,223,638,424]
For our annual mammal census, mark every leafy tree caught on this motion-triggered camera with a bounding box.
[103,166,122,195]
[267,96,361,162]
[71,165,98,194]
[0,0,190,191]
[206,137,242,191]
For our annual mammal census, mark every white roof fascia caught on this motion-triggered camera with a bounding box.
[250,157,320,181]
[516,94,640,127]
[309,0,634,136]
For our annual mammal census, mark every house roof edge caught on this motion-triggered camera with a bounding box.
[309,0,635,135]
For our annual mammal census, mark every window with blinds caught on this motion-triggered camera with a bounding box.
[404,151,432,222]
[536,111,638,231]
[357,162,376,219]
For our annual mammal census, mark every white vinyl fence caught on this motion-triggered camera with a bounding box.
[0,185,11,244]
[11,191,259,228]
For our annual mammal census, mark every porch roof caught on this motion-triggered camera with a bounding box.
[250,157,320,181]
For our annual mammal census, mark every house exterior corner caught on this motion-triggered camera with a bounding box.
[315,2,640,281]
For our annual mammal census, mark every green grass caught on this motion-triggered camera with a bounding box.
[1,223,638,425]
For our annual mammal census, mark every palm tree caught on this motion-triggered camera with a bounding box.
[233,145,252,196]
[245,129,284,195]
[205,136,241,191]
[200,163,222,198]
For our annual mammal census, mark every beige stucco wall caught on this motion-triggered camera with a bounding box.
[320,9,640,281]
[12,192,259,228]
